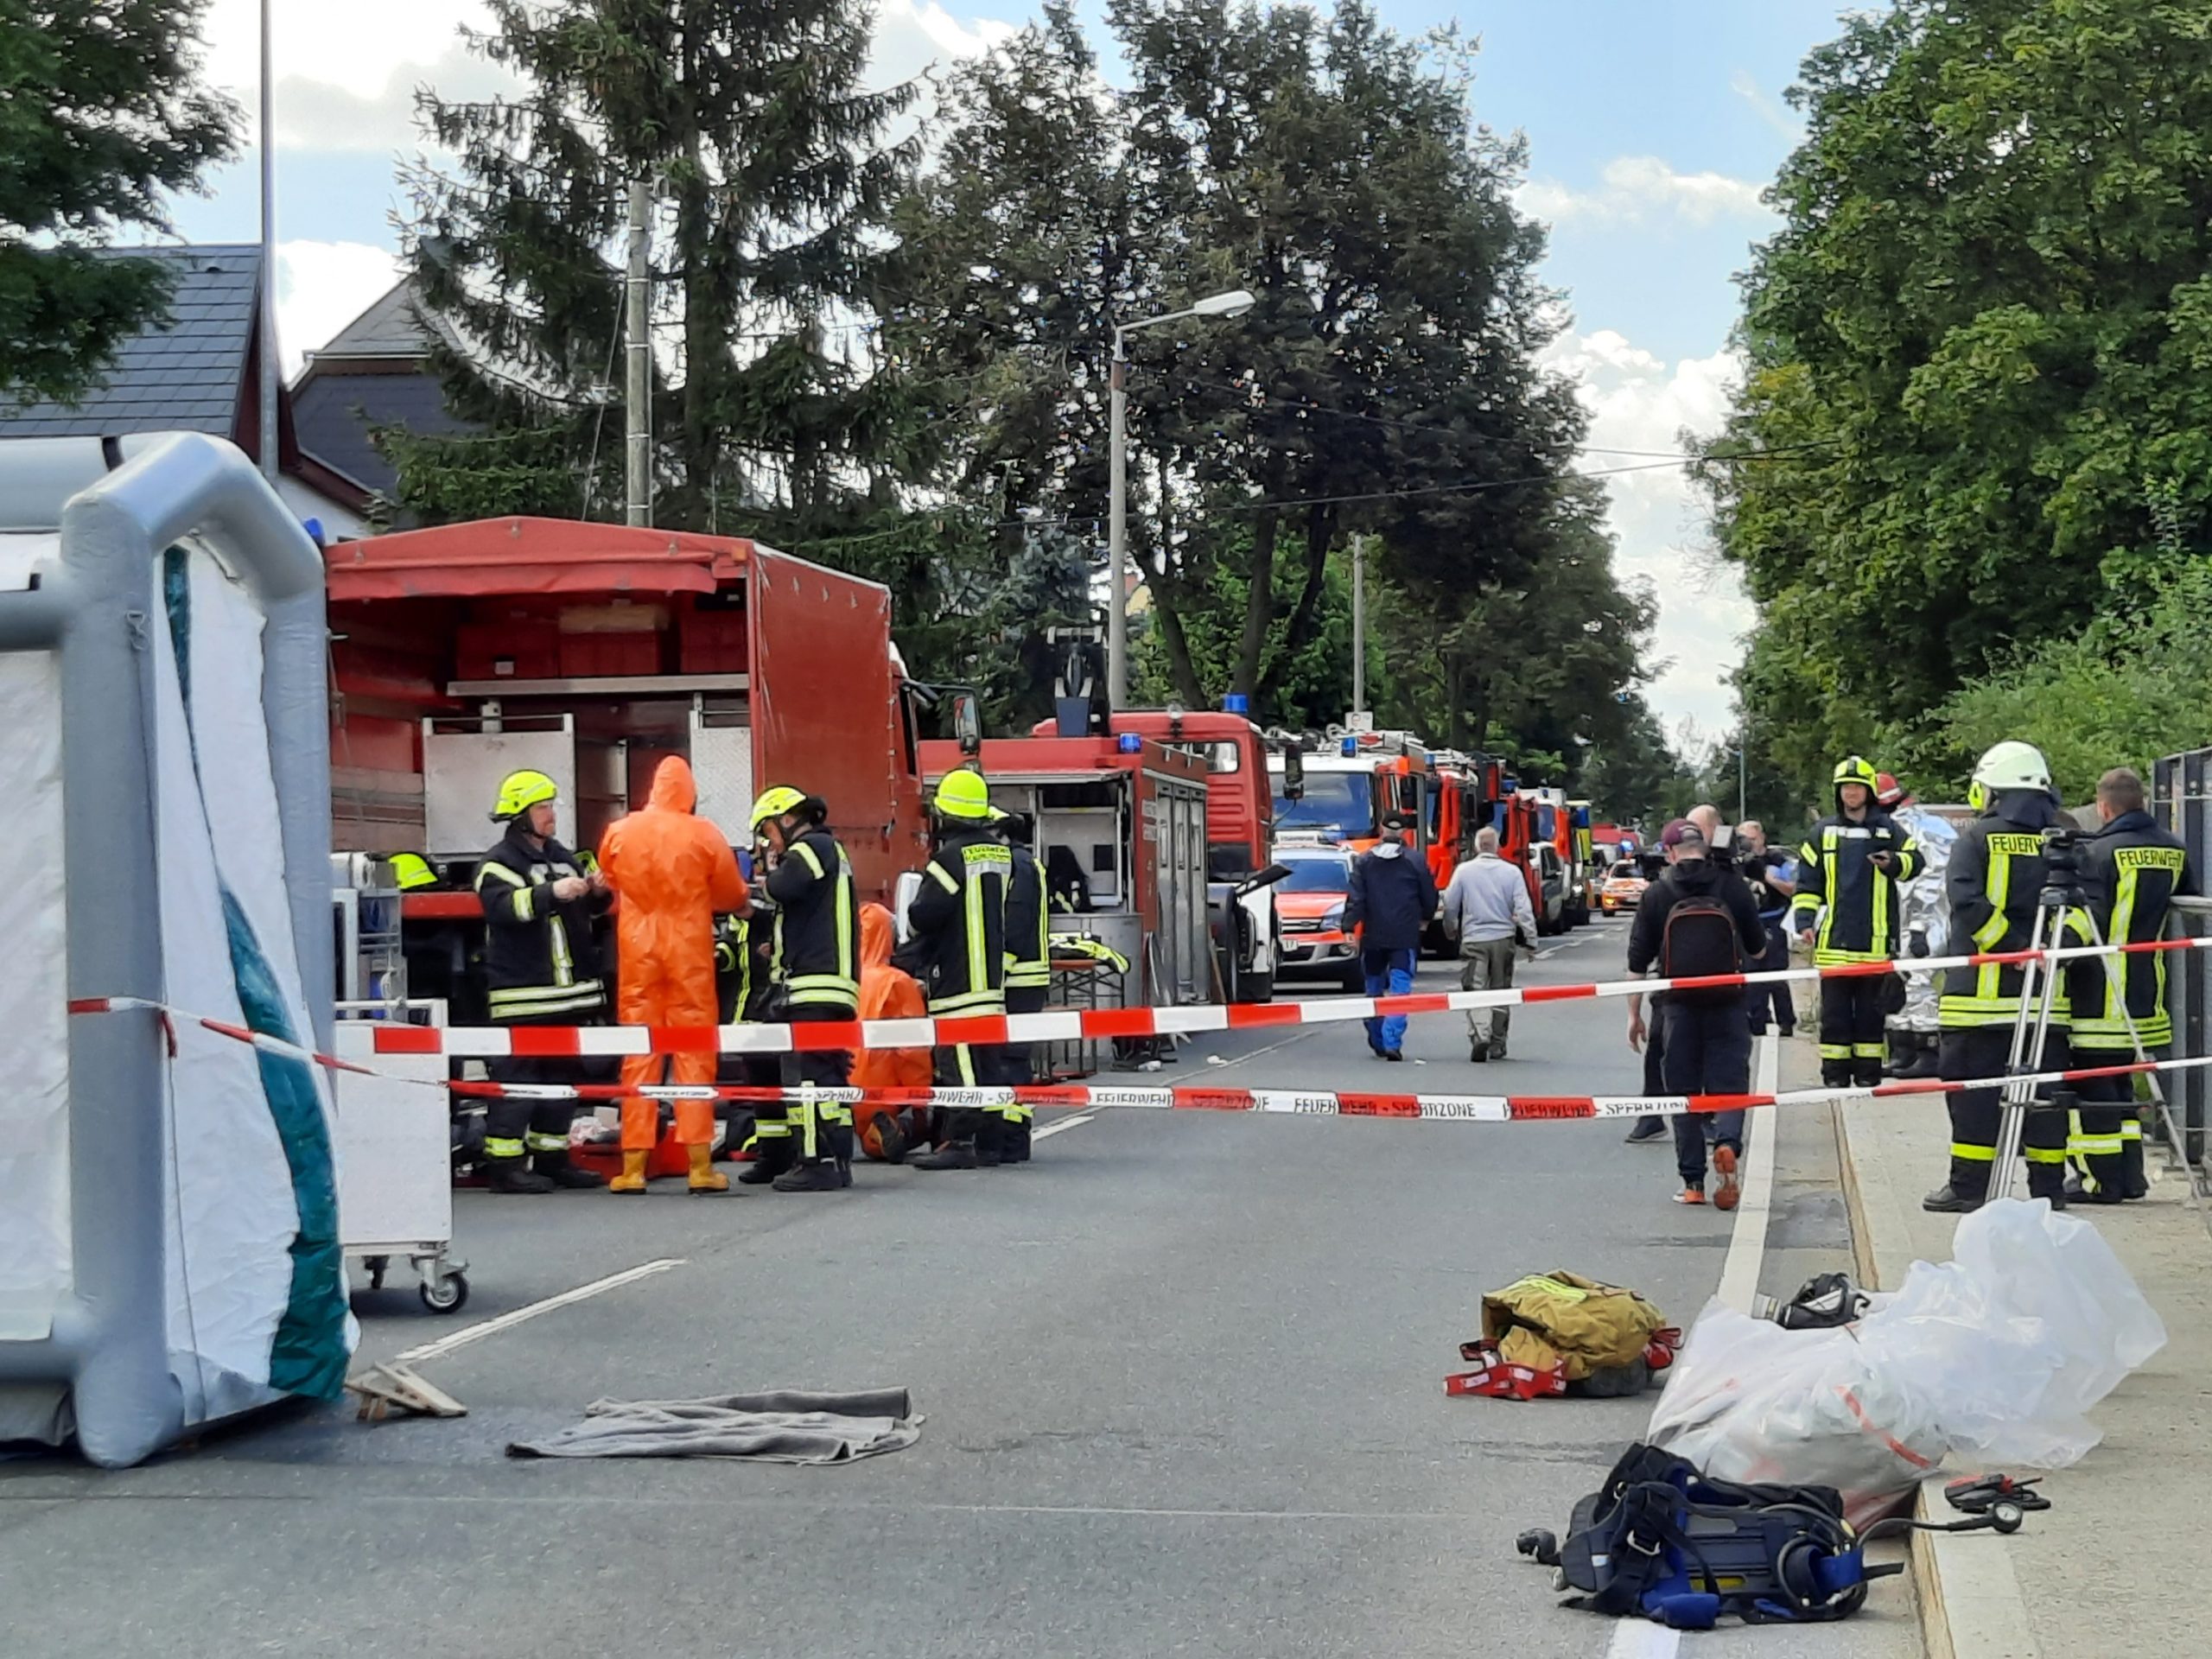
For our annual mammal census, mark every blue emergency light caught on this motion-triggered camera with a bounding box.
[1222,693,1250,715]
[1340,737,1358,756]
[1117,734,1142,753]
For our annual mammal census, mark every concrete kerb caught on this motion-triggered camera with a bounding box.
[1821,1041,2042,1659]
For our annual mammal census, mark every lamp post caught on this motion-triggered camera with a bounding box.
[1107,288,1256,709]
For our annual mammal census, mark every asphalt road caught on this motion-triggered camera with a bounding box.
[0,918,1916,1658]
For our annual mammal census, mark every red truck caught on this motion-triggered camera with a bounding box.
[324,515,931,1017]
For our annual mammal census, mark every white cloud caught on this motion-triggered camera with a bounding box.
[1541,327,1749,742]
[1517,156,1774,231]
[1730,70,1804,145]
[277,239,404,376]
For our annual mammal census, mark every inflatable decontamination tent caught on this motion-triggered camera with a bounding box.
[0,433,352,1466]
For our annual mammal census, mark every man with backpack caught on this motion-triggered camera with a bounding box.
[1626,819,1769,1208]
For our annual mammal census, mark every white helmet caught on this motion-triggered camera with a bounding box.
[1970,740,2052,800]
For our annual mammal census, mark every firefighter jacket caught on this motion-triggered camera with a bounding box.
[1004,843,1051,991]
[906,826,1011,1017]
[1889,804,1956,1035]
[474,825,608,1021]
[714,912,772,1025]
[764,828,860,1014]
[1940,790,2070,1030]
[2068,809,2196,1051]
[1790,807,1922,966]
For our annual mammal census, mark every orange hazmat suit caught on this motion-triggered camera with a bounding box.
[598,757,747,1150]
[851,902,932,1154]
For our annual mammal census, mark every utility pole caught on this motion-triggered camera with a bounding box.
[1738,734,1748,824]
[1107,328,1129,710]
[624,180,652,528]
[257,0,278,484]
[1351,533,1367,719]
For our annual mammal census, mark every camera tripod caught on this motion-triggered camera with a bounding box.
[1985,837,2164,1201]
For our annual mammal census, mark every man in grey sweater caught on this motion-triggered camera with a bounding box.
[1440,827,1539,1061]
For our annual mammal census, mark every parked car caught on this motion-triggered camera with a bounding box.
[1272,846,1364,990]
[1530,841,1570,936]
[1599,858,1649,916]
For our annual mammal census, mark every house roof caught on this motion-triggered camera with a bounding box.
[0,245,263,436]
[304,279,435,362]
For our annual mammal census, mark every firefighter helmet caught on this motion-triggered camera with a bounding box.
[749,785,809,830]
[1969,741,2052,808]
[389,852,438,891]
[1832,754,1880,794]
[1875,772,1907,809]
[491,769,559,823]
[933,767,995,822]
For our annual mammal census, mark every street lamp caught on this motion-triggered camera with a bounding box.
[1107,288,1257,709]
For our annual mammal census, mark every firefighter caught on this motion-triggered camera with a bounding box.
[1877,773,1955,1080]
[712,865,779,1166]
[995,809,1051,1162]
[1791,755,1922,1089]
[908,768,1013,1171]
[2067,766,2196,1202]
[598,757,750,1195]
[472,769,612,1193]
[749,785,861,1192]
[1925,741,2072,1212]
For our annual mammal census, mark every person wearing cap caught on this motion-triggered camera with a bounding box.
[1791,755,1923,1090]
[749,785,862,1191]
[1626,818,1767,1208]
[472,769,613,1194]
[908,767,1014,1168]
[1343,810,1440,1062]
[1875,772,1954,1080]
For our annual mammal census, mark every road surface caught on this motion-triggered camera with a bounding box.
[0,919,1917,1657]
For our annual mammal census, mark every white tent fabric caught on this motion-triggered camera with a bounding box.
[148,543,354,1422]
[0,599,70,1344]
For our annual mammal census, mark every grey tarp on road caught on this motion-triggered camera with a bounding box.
[507,1389,919,1464]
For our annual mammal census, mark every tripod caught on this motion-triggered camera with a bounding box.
[1986,847,2163,1201]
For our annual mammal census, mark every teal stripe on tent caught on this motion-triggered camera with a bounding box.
[163,551,349,1399]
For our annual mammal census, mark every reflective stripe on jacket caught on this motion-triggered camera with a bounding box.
[1789,809,1920,966]
[2069,810,2196,1050]
[475,827,607,1020]
[765,829,860,1014]
[907,829,1010,1016]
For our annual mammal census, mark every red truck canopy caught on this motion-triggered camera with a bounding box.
[325,516,758,601]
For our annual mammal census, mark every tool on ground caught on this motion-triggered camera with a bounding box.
[1944,1473,2050,1524]
[1447,1274,1675,1400]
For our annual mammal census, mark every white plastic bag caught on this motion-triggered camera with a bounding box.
[1649,1199,2165,1519]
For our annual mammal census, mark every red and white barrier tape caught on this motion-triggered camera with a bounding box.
[64,995,2208,1123]
[75,932,2204,1060]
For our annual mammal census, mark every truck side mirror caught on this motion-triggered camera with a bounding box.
[952,691,982,757]
[1239,861,1294,896]
[1281,742,1305,801]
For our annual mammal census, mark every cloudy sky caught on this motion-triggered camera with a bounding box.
[168,0,1856,739]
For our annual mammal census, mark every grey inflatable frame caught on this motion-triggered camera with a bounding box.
[0,432,334,1467]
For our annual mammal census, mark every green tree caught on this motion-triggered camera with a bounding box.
[896,0,1582,708]
[1578,696,1684,830]
[0,1,238,405]
[1700,0,2212,791]
[397,0,921,532]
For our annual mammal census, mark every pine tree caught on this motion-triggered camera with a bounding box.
[0,1,238,405]
[397,0,921,531]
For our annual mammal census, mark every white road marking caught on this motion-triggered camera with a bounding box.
[1604,1619,1680,1659]
[397,1257,685,1364]
[1714,1033,1781,1313]
[1031,1113,1096,1141]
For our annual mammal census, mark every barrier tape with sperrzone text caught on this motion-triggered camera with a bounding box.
[60,993,2212,1123]
[73,933,2212,1062]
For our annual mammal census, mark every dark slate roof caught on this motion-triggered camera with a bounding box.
[293,370,472,499]
[0,245,262,436]
[308,279,435,362]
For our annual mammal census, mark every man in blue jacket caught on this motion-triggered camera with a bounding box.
[1343,812,1440,1061]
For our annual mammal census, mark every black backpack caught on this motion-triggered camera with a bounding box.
[1660,888,1743,997]
[1525,1444,1895,1630]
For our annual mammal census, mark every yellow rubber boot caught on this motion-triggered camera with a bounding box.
[687,1141,728,1195]
[609,1149,650,1194]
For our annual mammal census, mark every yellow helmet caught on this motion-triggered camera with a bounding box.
[933,767,994,821]
[491,768,559,822]
[389,852,438,891]
[1832,754,1879,793]
[749,785,808,831]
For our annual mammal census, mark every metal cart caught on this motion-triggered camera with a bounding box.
[333,1000,469,1314]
